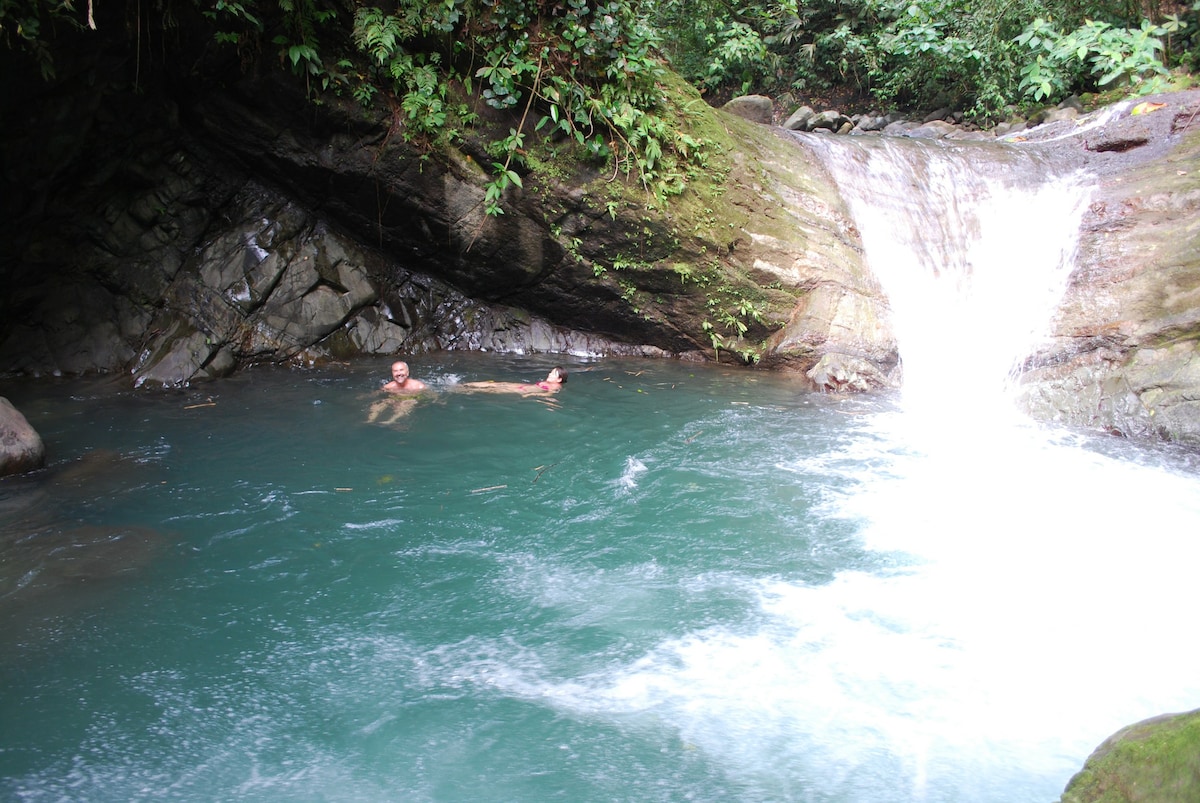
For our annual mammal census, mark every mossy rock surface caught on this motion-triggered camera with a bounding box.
[1059,709,1200,803]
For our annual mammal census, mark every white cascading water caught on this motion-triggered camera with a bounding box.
[737,134,1200,799]
[802,134,1093,418]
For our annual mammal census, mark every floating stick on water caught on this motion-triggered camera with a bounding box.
[532,462,559,483]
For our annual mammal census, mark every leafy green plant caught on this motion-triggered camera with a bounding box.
[346,0,713,217]
[1015,15,1178,101]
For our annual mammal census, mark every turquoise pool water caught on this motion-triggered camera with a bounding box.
[3,354,1199,801]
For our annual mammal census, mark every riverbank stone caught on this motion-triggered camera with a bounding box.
[0,397,45,477]
[722,94,775,124]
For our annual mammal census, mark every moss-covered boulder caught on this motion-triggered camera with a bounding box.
[1059,709,1200,803]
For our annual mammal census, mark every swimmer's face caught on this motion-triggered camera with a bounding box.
[392,362,410,381]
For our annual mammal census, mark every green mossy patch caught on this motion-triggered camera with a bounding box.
[516,69,812,358]
[1059,709,1200,803]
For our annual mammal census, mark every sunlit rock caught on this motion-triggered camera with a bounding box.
[782,106,815,131]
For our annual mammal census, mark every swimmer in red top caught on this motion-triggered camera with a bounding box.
[457,366,568,395]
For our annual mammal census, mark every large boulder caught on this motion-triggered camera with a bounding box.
[0,397,45,477]
[1058,708,1200,803]
[722,94,775,125]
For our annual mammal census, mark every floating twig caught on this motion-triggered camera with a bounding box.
[183,400,216,410]
[532,462,560,483]
[471,484,508,494]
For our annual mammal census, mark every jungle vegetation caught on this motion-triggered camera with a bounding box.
[3,0,1199,207]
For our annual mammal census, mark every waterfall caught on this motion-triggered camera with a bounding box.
[798,134,1094,417]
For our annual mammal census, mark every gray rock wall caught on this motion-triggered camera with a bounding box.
[1015,93,1200,446]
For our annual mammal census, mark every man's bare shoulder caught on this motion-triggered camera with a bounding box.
[383,378,428,394]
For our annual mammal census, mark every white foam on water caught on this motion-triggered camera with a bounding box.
[616,456,649,491]
[472,429,1200,799]
[501,412,1199,802]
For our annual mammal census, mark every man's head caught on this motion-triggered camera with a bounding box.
[391,361,411,382]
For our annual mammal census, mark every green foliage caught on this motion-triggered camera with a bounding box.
[707,286,765,362]
[202,0,342,94]
[652,0,790,94]
[347,0,710,216]
[7,0,707,206]
[652,0,1195,120]
[1015,16,1180,101]
[0,0,91,79]
[1060,710,1200,803]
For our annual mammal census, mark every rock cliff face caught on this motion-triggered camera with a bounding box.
[2,30,1199,448]
[0,38,882,392]
[1014,93,1200,446]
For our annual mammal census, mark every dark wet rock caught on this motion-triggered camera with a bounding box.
[906,120,959,139]
[851,114,891,133]
[0,516,165,658]
[993,119,1028,137]
[882,119,922,137]
[0,523,163,595]
[0,444,169,653]
[1,37,886,389]
[1060,94,1086,113]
